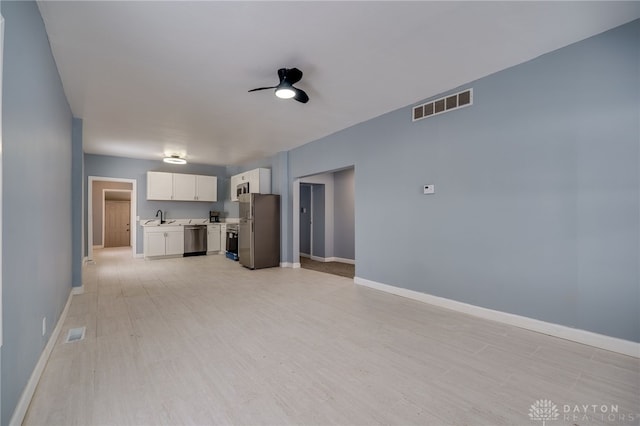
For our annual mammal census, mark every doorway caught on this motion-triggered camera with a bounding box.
[311,184,326,258]
[300,184,311,256]
[87,176,137,260]
[103,190,131,248]
[299,183,326,260]
[294,167,355,278]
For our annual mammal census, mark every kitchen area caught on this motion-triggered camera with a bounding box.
[140,167,280,270]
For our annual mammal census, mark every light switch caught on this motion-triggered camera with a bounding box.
[423,184,435,194]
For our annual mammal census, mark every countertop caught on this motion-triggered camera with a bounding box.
[140,218,239,227]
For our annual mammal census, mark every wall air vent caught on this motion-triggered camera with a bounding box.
[412,88,473,122]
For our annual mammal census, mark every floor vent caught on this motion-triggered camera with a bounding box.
[412,88,473,122]
[65,327,86,343]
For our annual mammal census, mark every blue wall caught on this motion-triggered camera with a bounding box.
[288,20,640,342]
[71,119,83,287]
[1,1,74,424]
[84,154,227,255]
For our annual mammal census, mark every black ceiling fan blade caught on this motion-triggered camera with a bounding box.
[248,86,277,92]
[277,68,287,84]
[285,68,303,85]
[293,87,309,103]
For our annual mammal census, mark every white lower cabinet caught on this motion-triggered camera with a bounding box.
[144,226,184,258]
[207,224,221,253]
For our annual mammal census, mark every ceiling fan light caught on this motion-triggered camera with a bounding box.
[163,155,187,164]
[275,87,295,99]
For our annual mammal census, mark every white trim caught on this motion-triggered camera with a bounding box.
[327,257,355,265]
[307,255,355,265]
[87,176,137,261]
[280,262,294,268]
[8,290,74,426]
[354,277,640,358]
[299,252,310,258]
[134,253,144,259]
[71,286,84,295]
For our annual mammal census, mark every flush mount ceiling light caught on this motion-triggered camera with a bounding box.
[163,155,187,164]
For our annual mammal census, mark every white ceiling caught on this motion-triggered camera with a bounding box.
[38,1,640,166]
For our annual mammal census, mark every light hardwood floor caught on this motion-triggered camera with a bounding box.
[24,247,639,425]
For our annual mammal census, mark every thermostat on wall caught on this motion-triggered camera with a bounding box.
[423,184,435,194]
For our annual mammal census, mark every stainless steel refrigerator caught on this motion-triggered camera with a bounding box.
[238,193,280,269]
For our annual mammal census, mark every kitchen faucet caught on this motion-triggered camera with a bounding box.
[155,209,165,224]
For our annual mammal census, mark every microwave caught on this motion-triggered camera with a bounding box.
[237,182,250,198]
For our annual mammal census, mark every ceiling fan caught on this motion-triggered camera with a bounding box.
[248,68,309,103]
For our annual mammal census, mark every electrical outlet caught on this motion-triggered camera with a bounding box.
[423,184,435,194]
[42,317,47,336]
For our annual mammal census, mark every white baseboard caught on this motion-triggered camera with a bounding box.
[327,257,355,265]
[308,255,355,264]
[93,245,103,249]
[280,262,302,268]
[71,285,84,295]
[300,253,310,258]
[134,253,144,259]
[8,289,74,426]
[354,276,639,358]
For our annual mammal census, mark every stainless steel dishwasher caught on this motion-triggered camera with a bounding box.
[184,225,207,256]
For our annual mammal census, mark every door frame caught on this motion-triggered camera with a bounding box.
[102,189,132,248]
[87,176,137,260]
[292,166,355,270]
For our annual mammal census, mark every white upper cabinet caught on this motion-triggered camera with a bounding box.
[196,175,217,202]
[147,171,217,202]
[230,168,271,201]
[147,172,174,200]
[173,173,197,201]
